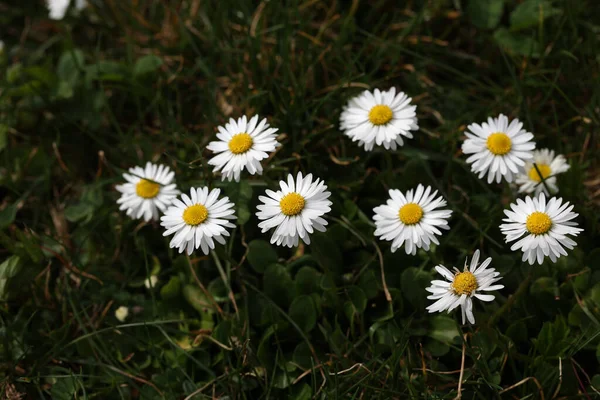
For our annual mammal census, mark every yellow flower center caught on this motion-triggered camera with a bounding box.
[135,179,160,199]
[452,272,478,295]
[527,164,552,182]
[486,132,512,155]
[526,211,552,235]
[228,133,253,154]
[368,105,393,126]
[182,204,209,226]
[280,193,305,216]
[398,203,424,225]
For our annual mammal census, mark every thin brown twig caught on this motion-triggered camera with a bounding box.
[372,240,391,302]
[552,358,562,399]
[186,256,223,315]
[454,333,467,400]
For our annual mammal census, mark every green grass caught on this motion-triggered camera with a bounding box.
[1,0,600,398]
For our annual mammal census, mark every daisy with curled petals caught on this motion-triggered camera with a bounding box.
[256,172,332,248]
[116,162,179,222]
[515,148,570,195]
[426,250,504,324]
[207,115,280,182]
[462,114,536,184]
[160,187,236,255]
[373,185,452,255]
[340,87,419,151]
[499,193,583,265]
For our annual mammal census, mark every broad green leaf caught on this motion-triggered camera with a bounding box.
[295,266,321,294]
[510,0,560,31]
[182,284,217,314]
[263,264,295,307]
[467,0,504,29]
[494,28,541,57]
[247,239,278,273]
[64,203,93,223]
[160,276,181,300]
[289,295,317,332]
[57,49,85,87]
[428,316,460,343]
[133,55,163,77]
[51,376,78,400]
[0,203,17,229]
[310,232,342,275]
[400,267,432,309]
[0,256,21,279]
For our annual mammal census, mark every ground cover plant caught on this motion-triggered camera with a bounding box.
[1,0,600,398]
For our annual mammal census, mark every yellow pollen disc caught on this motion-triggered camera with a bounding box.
[452,272,478,296]
[280,192,305,216]
[182,204,209,226]
[136,179,160,199]
[486,132,512,155]
[398,203,424,225]
[228,133,253,154]
[528,164,552,182]
[526,211,552,235]
[368,105,393,126]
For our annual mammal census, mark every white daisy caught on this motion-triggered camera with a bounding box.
[144,276,158,289]
[373,185,452,255]
[426,250,504,324]
[499,193,583,265]
[515,148,570,195]
[256,172,332,247]
[116,162,180,222]
[206,115,280,182]
[160,187,236,255]
[462,114,536,183]
[115,306,129,322]
[340,87,419,151]
[47,0,86,20]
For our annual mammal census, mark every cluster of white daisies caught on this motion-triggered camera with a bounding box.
[116,88,583,324]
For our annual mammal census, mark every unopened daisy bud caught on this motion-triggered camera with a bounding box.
[116,162,180,222]
[462,114,536,184]
[256,172,332,247]
[340,87,419,151]
[160,187,236,255]
[373,184,452,255]
[144,275,158,289]
[115,306,129,322]
[515,149,570,195]
[426,250,503,324]
[206,115,280,182]
[499,193,583,265]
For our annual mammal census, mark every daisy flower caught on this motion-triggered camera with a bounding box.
[116,162,180,222]
[340,87,419,151]
[373,185,452,255]
[160,187,236,255]
[47,0,86,20]
[426,250,504,324]
[515,148,570,195]
[256,172,332,247]
[207,115,280,182]
[499,193,583,265]
[462,114,536,183]
[115,306,129,322]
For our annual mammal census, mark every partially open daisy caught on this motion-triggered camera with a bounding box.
[340,87,419,151]
[499,193,583,265]
[373,185,452,255]
[426,250,503,324]
[207,115,280,182]
[462,114,536,183]
[116,162,180,222]
[160,187,236,255]
[256,172,332,247]
[515,148,570,195]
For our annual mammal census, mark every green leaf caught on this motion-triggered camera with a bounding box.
[51,376,78,400]
[428,315,460,343]
[0,256,21,279]
[400,267,432,309]
[0,203,17,229]
[510,0,560,31]
[467,0,504,29]
[64,203,94,223]
[310,232,342,274]
[263,264,295,307]
[0,123,8,152]
[290,383,312,400]
[57,49,85,87]
[344,286,367,324]
[182,284,216,314]
[295,266,322,294]
[133,55,163,78]
[494,28,541,57]
[289,295,317,332]
[247,240,278,273]
[160,276,181,300]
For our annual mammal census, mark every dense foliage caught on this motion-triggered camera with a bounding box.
[1,0,600,398]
